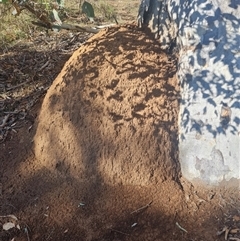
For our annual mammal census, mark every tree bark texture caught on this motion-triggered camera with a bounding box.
[138,0,240,185]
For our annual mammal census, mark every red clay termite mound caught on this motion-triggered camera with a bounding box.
[34,25,180,186]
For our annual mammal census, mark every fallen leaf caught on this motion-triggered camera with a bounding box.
[233,215,240,222]
[230,228,240,234]
[3,222,15,230]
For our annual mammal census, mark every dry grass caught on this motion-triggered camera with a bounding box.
[0,0,139,50]
[0,0,139,49]
[0,4,32,50]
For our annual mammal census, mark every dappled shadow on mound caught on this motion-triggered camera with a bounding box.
[34,25,181,186]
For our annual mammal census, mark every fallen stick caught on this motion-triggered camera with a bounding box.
[31,21,99,33]
[24,227,31,241]
[176,222,188,233]
[95,24,116,29]
[0,114,10,128]
[131,201,153,214]
[109,228,130,236]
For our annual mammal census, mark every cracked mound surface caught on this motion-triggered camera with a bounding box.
[34,25,180,186]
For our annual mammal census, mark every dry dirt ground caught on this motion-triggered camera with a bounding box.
[0,2,240,241]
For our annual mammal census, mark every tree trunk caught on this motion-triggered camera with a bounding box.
[138,0,240,186]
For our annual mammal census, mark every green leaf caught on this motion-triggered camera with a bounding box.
[82,1,95,19]
[0,0,9,4]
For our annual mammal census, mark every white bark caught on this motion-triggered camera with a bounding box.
[139,0,240,185]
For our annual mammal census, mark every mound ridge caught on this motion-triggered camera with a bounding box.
[34,25,180,186]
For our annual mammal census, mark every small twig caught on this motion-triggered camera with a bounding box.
[176,222,188,233]
[95,24,116,29]
[131,201,153,214]
[113,15,119,25]
[225,227,230,241]
[0,203,17,210]
[3,111,19,114]
[0,183,2,198]
[24,227,31,241]
[217,226,228,236]
[0,114,10,128]
[38,60,50,71]
[109,228,130,236]
[46,228,55,241]
[6,79,31,91]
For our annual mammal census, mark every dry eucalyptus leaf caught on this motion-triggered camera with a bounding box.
[230,228,240,234]
[233,215,240,222]
[3,222,15,230]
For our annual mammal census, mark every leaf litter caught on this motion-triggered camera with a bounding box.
[0,30,92,143]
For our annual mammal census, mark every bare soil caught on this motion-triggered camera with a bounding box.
[0,2,240,240]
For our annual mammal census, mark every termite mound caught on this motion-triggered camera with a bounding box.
[34,25,180,186]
